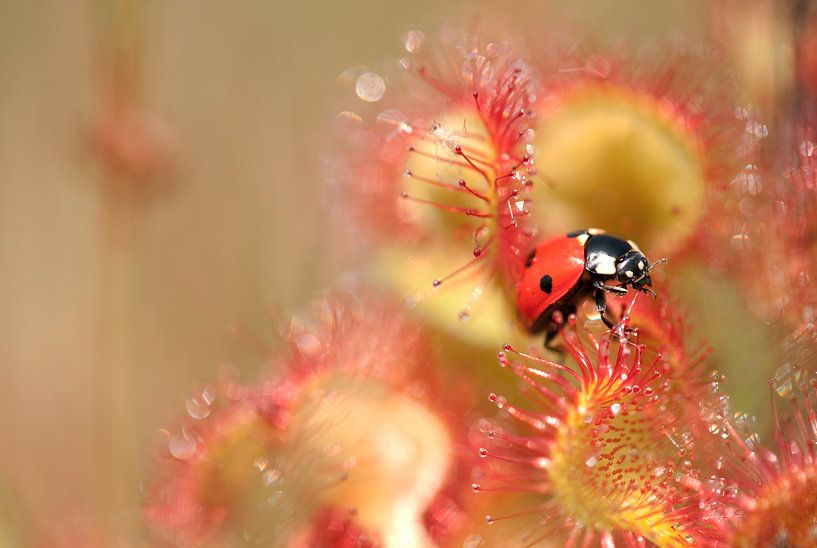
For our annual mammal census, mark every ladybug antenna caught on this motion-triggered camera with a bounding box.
[640,258,666,299]
[647,257,668,272]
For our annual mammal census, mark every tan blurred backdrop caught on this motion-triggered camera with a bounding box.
[0,0,708,542]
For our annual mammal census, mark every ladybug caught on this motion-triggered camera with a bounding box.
[516,229,664,348]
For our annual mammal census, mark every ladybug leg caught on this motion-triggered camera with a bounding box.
[592,281,628,328]
[593,280,628,295]
[601,283,628,295]
[593,285,615,329]
[543,307,573,354]
[544,325,562,352]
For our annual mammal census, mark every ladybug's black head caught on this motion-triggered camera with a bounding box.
[615,250,652,289]
[615,251,666,296]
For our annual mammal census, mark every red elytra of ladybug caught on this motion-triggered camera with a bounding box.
[516,228,663,348]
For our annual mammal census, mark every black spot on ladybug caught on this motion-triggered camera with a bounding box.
[567,230,586,238]
[539,274,553,294]
[525,249,536,268]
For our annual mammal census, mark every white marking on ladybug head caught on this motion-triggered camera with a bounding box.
[638,261,645,271]
[625,270,634,278]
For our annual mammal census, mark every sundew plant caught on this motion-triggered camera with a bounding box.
[145,7,817,545]
[7,2,817,547]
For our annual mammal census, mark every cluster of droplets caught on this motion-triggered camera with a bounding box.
[145,376,305,545]
[697,357,817,545]
[693,104,766,273]
[721,105,817,336]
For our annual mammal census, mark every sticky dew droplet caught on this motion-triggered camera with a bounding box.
[774,362,804,398]
[403,30,425,53]
[355,72,386,102]
[745,119,769,139]
[254,457,268,472]
[169,434,196,460]
[535,457,550,469]
[485,41,503,57]
[295,333,322,357]
[186,396,211,420]
[262,468,282,486]
[463,534,484,548]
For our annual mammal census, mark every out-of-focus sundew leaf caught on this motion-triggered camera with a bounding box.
[531,85,706,255]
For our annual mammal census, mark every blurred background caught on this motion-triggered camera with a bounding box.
[0,0,794,544]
